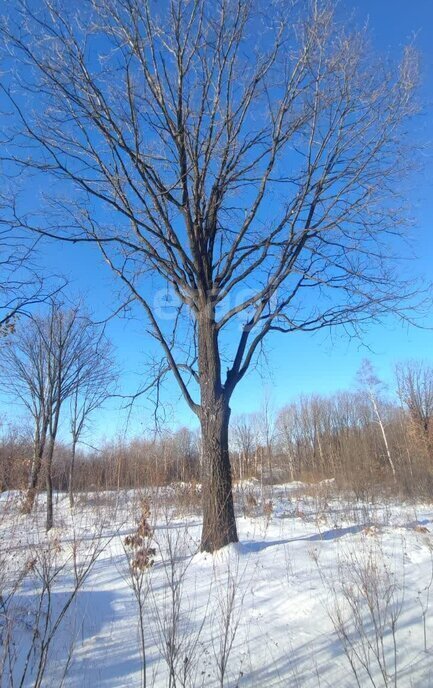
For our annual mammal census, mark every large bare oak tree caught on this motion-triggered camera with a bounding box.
[1,0,419,550]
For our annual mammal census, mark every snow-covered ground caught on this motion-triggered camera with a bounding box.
[1,482,433,687]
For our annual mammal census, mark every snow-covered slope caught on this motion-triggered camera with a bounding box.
[1,484,433,687]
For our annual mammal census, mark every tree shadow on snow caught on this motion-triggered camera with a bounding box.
[237,525,364,554]
[6,588,131,687]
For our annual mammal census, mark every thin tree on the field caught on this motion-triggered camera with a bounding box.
[258,394,276,486]
[68,339,116,508]
[276,404,299,482]
[232,415,257,481]
[1,312,51,514]
[1,300,114,528]
[357,359,396,479]
[1,0,420,550]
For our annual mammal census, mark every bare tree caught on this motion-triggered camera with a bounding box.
[357,359,396,479]
[1,313,51,514]
[1,0,419,550]
[257,393,276,485]
[276,404,299,481]
[68,334,116,507]
[1,299,113,529]
[231,414,257,481]
[396,359,433,457]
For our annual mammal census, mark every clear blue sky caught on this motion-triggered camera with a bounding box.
[2,0,433,442]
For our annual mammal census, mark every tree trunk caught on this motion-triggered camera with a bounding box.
[22,449,43,514]
[200,398,238,552]
[198,310,238,552]
[22,424,47,514]
[69,437,77,508]
[370,394,396,479]
[45,435,55,531]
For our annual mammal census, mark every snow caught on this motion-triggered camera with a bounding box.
[1,483,433,686]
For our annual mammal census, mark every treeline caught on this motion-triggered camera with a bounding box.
[2,359,433,500]
[0,425,200,493]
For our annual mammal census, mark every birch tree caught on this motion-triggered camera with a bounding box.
[357,359,396,479]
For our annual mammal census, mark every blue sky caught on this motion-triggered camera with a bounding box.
[1,0,433,442]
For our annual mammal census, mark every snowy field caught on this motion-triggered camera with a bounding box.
[1,481,433,687]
